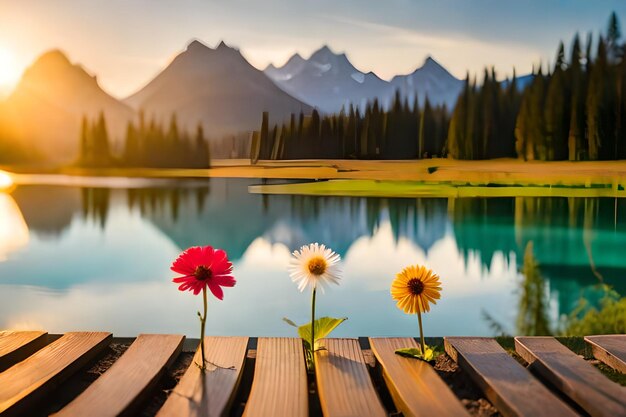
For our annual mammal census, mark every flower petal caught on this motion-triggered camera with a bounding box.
[208,283,224,300]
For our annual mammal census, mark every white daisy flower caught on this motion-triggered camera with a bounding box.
[288,243,341,292]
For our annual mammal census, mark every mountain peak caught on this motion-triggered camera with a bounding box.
[32,49,72,69]
[318,45,333,54]
[186,39,210,52]
[399,55,457,80]
[423,55,442,69]
[310,44,339,61]
[287,52,304,63]
[216,40,228,49]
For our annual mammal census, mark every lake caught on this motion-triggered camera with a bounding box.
[1,177,624,337]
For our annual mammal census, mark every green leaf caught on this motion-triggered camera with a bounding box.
[394,345,442,362]
[298,316,347,351]
[282,317,298,328]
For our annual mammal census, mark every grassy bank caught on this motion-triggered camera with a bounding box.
[5,158,626,181]
[248,179,626,198]
[4,158,626,191]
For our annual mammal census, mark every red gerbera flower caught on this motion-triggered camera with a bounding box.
[171,246,236,300]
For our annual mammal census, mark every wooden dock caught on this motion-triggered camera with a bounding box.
[0,331,624,417]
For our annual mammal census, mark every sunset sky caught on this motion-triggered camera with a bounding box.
[0,0,625,98]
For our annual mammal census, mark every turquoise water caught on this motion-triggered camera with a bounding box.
[0,177,624,337]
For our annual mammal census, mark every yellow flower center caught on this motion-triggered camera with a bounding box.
[194,265,212,281]
[407,278,424,295]
[307,256,327,276]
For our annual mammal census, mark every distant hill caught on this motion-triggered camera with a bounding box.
[125,40,311,137]
[265,45,393,113]
[390,56,464,110]
[501,73,534,90]
[0,50,134,163]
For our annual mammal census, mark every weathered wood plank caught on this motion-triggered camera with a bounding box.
[369,338,469,417]
[242,338,308,417]
[444,337,577,417]
[515,336,626,417]
[584,334,626,374]
[0,330,48,372]
[156,336,248,417]
[315,338,386,417]
[53,334,185,417]
[0,331,112,417]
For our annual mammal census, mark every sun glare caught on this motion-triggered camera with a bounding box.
[0,171,14,190]
[0,47,21,94]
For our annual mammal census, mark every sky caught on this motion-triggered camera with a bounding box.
[0,0,625,99]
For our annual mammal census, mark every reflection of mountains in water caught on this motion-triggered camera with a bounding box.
[9,180,626,297]
[143,179,448,260]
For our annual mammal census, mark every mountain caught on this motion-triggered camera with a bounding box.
[265,45,393,113]
[0,50,134,163]
[501,73,534,90]
[125,40,311,137]
[390,56,463,110]
[266,46,464,113]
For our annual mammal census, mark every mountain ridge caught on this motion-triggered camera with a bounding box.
[264,45,465,112]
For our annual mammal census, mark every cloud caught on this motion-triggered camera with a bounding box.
[328,15,542,80]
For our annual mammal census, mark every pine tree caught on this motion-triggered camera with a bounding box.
[607,11,623,63]
[545,42,570,160]
[79,115,90,165]
[587,36,617,159]
[568,33,586,160]
[167,114,181,167]
[93,112,112,166]
[194,123,210,168]
[123,121,140,166]
[447,74,470,159]
[259,111,270,160]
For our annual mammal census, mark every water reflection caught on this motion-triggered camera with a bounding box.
[0,193,29,260]
[0,178,624,336]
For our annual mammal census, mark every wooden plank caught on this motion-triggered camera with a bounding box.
[369,338,469,417]
[315,338,386,417]
[515,336,626,417]
[585,334,626,373]
[444,337,577,417]
[0,331,111,417]
[0,330,48,372]
[242,338,308,417]
[53,334,185,417]
[156,336,248,417]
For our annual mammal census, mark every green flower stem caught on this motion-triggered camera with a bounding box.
[311,286,317,367]
[417,310,425,355]
[200,287,208,370]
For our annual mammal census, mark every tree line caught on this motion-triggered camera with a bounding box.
[254,12,626,162]
[78,112,210,168]
[251,92,450,162]
[508,13,626,161]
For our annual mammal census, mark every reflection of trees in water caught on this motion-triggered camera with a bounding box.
[454,196,626,323]
[12,182,626,303]
[482,240,552,336]
[453,197,626,278]
[78,185,211,229]
[517,242,552,336]
[485,240,625,336]
[451,197,518,269]
[10,182,626,334]
[81,188,110,229]
[126,186,210,222]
